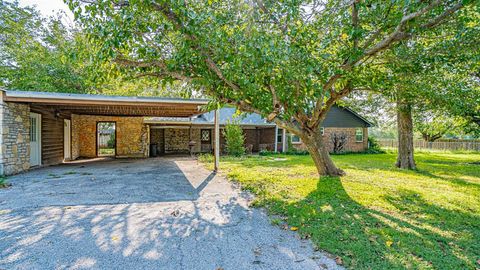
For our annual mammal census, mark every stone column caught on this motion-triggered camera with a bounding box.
[0,90,4,175]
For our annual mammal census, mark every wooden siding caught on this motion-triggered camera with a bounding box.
[30,105,71,166]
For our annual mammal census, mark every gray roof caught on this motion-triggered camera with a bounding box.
[323,106,373,128]
[3,89,371,127]
[193,107,274,126]
[145,107,275,126]
[146,106,373,127]
[2,90,209,104]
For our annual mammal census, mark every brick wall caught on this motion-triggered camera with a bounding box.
[291,127,368,153]
[0,102,30,175]
[72,115,148,158]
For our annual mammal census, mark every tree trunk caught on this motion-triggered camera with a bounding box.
[396,101,416,169]
[301,129,345,176]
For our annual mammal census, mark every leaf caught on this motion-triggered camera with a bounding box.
[386,240,393,247]
[290,226,298,231]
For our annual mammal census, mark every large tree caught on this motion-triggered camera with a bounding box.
[347,3,479,169]
[0,1,181,96]
[70,0,474,175]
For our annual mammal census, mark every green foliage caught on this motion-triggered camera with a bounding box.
[0,2,88,92]
[70,0,477,174]
[0,177,9,188]
[206,152,480,269]
[223,120,245,157]
[367,137,385,154]
[107,135,115,148]
[0,1,188,97]
[70,0,476,123]
[414,110,464,142]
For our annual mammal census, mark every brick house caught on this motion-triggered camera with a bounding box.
[0,90,372,176]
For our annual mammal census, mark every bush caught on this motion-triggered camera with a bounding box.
[367,137,386,154]
[223,120,245,157]
[259,150,277,156]
[107,135,115,148]
[0,177,10,188]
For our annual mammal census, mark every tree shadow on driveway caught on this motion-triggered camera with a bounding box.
[0,157,341,269]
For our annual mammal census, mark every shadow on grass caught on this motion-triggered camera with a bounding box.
[260,177,480,269]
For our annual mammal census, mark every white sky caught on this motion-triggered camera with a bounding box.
[16,0,74,20]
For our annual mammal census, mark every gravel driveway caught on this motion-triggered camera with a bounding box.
[0,157,341,270]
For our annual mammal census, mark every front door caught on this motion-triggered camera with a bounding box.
[64,119,71,160]
[29,113,41,167]
[200,129,212,152]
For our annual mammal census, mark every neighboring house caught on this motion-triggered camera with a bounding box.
[0,90,372,176]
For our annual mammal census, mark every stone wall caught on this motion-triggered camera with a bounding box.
[0,102,30,175]
[164,128,190,153]
[72,115,148,158]
[291,127,368,153]
[156,126,276,154]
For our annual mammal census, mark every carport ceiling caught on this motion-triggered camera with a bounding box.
[4,91,209,117]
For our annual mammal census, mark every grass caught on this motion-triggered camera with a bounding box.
[199,152,480,269]
[98,148,115,155]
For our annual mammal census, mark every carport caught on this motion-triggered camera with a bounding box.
[0,90,221,175]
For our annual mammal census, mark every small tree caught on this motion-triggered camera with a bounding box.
[223,120,245,157]
[331,133,348,154]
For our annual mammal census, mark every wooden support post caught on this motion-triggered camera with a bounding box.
[274,125,278,153]
[214,109,220,171]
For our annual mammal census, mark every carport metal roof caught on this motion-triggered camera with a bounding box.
[2,90,209,117]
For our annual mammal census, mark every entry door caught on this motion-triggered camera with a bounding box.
[64,119,71,160]
[29,113,41,166]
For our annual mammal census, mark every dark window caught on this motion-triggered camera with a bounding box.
[201,129,211,143]
[291,134,301,143]
[277,129,283,143]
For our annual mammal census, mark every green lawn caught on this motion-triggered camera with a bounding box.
[200,152,480,269]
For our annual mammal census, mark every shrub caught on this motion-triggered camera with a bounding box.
[107,135,115,148]
[259,150,276,156]
[223,120,245,157]
[0,177,10,188]
[367,137,386,154]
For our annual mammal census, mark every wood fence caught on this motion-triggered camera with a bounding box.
[378,139,480,152]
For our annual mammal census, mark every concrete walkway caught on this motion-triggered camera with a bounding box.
[0,157,341,270]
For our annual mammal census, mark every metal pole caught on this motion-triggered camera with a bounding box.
[214,109,220,171]
[274,125,278,153]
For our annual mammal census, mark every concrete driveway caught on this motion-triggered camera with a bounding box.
[0,157,341,270]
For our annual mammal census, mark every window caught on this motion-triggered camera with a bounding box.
[291,134,301,143]
[320,127,325,136]
[355,128,364,142]
[201,129,211,142]
[277,129,283,143]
